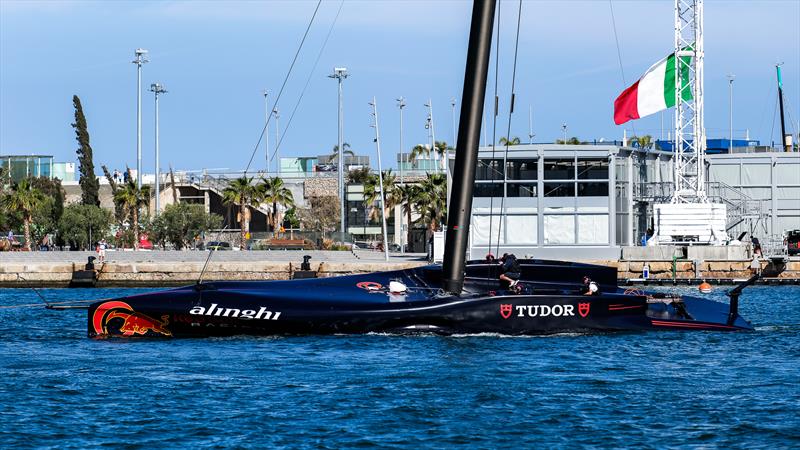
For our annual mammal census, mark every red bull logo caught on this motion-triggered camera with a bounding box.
[92,301,172,337]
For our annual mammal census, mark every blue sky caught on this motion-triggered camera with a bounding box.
[1,0,798,175]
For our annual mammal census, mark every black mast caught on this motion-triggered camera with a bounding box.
[776,64,789,152]
[442,0,496,294]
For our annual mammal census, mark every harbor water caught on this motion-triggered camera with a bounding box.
[1,286,798,448]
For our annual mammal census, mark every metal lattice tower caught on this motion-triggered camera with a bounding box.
[672,0,706,203]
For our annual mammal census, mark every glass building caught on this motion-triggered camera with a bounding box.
[1,155,54,182]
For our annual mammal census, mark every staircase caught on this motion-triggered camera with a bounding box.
[635,181,769,236]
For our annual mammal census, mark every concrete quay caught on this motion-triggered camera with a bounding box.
[0,250,428,287]
[0,251,797,287]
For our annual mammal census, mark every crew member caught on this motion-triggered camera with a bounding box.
[499,253,521,288]
[581,276,600,296]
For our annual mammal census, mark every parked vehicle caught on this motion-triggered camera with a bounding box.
[207,241,231,251]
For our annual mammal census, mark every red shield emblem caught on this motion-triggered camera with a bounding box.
[578,302,590,318]
[500,304,513,319]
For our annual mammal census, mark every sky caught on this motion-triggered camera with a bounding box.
[1,0,799,176]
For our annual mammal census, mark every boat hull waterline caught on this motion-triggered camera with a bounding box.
[87,265,752,338]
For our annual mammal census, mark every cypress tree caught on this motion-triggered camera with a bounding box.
[72,95,100,206]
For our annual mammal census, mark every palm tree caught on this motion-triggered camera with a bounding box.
[414,173,447,232]
[363,169,399,223]
[114,173,150,249]
[499,136,521,146]
[258,176,295,237]
[397,183,420,248]
[329,142,354,162]
[410,144,432,162]
[2,179,45,250]
[222,176,258,248]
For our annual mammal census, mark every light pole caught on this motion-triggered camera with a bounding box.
[424,99,437,171]
[727,74,735,153]
[328,67,348,234]
[561,123,567,144]
[396,96,406,254]
[273,107,280,175]
[263,90,270,172]
[451,98,457,147]
[528,105,535,144]
[397,97,406,184]
[150,82,167,216]
[132,48,148,187]
[370,97,390,261]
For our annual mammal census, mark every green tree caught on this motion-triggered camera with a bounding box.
[628,135,653,149]
[397,183,420,248]
[222,176,258,248]
[347,166,372,184]
[297,196,340,238]
[2,179,46,250]
[556,137,584,145]
[329,142,354,162]
[102,165,126,225]
[499,136,521,146]
[414,173,447,232]
[150,203,222,250]
[363,169,400,223]
[72,95,100,206]
[114,171,150,249]
[57,204,112,250]
[257,176,295,237]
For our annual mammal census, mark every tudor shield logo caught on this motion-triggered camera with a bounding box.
[578,302,591,318]
[500,304,513,319]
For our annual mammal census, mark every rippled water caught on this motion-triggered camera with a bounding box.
[1,286,799,448]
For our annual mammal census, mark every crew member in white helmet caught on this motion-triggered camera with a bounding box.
[581,275,599,296]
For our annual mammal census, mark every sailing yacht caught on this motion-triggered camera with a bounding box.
[87,0,773,338]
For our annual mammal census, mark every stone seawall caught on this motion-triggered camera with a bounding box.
[0,251,797,287]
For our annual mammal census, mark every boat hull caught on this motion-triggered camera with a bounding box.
[87,265,752,337]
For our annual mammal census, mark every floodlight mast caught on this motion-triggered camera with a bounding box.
[150,82,167,216]
[328,67,349,234]
[133,48,149,187]
[672,0,706,203]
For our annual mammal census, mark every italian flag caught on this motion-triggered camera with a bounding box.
[613,51,692,125]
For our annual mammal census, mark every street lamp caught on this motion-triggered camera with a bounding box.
[150,82,167,216]
[561,123,568,144]
[396,96,406,254]
[262,90,270,172]
[728,74,735,153]
[272,107,280,175]
[328,67,348,234]
[132,48,149,187]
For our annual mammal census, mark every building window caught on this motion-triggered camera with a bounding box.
[577,159,609,180]
[506,159,538,180]
[544,159,575,180]
[507,183,537,197]
[476,159,503,180]
[577,182,609,196]
[543,182,575,197]
[544,215,575,244]
[474,183,504,197]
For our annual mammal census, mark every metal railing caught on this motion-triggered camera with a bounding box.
[634,180,769,234]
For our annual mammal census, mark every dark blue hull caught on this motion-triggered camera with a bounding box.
[87,263,752,338]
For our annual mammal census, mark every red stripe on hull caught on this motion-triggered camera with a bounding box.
[608,305,644,311]
[651,320,737,330]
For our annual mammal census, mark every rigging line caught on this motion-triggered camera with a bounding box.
[244,0,323,175]
[495,0,523,257]
[487,0,501,265]
[770,93,779,148]
[608,0,637,141]
[270,0,344,165]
